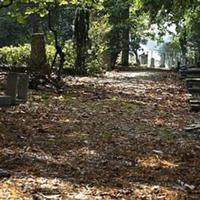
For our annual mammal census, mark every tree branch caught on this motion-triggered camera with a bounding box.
[48,6,65,80]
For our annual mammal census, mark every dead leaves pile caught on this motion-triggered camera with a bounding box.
[0,71,199,199]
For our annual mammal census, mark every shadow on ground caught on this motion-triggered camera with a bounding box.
[0,71,199,199]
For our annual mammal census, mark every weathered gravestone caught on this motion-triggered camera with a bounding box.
[0,73,29,106]
[5,72,18,104]
[17,74,29,102]
[30,33,49,73]
[140,53,148,65]
[160,53,165,68]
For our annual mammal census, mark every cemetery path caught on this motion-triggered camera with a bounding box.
[0,70,200,199]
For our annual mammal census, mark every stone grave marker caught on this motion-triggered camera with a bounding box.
[0,72,29,106]
[5,72,18,104]
[17,74,29,102]
[150,58,155,68]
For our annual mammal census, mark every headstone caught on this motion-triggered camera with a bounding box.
[150,58,155,68]
[140,53,148,65]
[160,53,165,68]
[5,72,18,104]
[30,33,49,73]
[17,74,29,102]
[0,72,29,106]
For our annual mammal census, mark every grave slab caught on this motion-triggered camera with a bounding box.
[0,95,11,107]
[17,73,29,101]
[5,72,18,104]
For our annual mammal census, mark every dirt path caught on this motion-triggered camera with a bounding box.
[0,71,200,199]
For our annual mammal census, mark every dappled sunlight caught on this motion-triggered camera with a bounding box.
[0,176,187,200]
[0,71,199,199]
[79,147,98,157]
[134,184,185,200]
[58,118,72,123]
[0,182,30,200]
[136,155,179,169]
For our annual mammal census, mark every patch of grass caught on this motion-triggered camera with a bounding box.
[156,128,181,141]
[41,93,50,101]
[100,132,113,142]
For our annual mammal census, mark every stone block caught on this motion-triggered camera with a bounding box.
[17,73,29,101]
[0,95,11,107]
[5,72,18,104]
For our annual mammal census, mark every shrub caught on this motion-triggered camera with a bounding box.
[0,44,30,66]
[0,41,75,68]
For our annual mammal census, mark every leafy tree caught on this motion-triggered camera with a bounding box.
[0,10,30,47]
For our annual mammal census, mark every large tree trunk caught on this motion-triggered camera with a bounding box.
[74,7,90,75]
[121,4,130,66]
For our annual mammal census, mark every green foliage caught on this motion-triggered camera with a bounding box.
[0,10,30,47]
[86,15,109,74]
[0,44,30,65]
[63,40,76,67]
[1,0,199,74]
[0,42,75,67]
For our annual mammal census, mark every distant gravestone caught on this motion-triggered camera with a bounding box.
[30,33,49,73]
[150,58,155,68]
[160,53,165,68]
[140,53,148,65]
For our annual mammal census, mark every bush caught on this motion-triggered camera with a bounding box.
[0,33,106,75]
[0,44,30,66]
[0,41,75,68]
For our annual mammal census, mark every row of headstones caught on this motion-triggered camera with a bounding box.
[0,72,29,107]
[140,55,166,68]
[140,52,181,68]
[179,65,200,111]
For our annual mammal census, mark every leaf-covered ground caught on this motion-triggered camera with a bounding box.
[0,71,200,199]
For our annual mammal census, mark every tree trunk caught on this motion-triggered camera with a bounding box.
[74,7,90,75]
[121,5,130,66]
[179,29,187,64]
[133,50,140,65]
